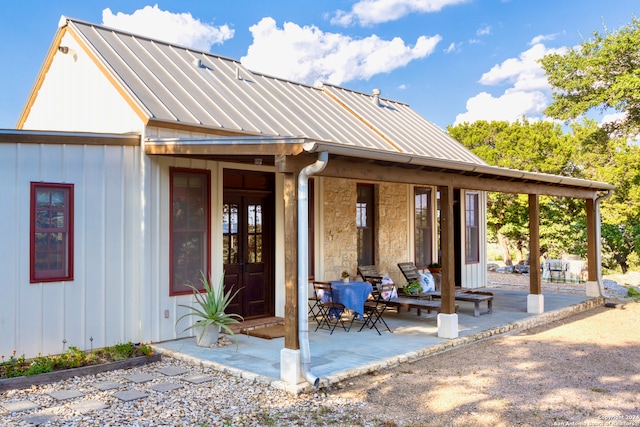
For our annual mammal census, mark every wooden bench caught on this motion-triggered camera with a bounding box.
[427,291,493,317]
[385,297,458,317]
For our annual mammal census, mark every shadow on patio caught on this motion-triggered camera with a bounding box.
[154,288,602,393]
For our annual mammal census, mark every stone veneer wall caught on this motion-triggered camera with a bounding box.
[322,177,358,280]
[321,178,410,285]
[375,183,409,285]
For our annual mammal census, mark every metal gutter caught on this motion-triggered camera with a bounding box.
[302,141,616,191]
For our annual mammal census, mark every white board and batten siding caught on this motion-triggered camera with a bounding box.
[460,190,488,288]
[0,140,142,358]
[21,31,142,134]
[143,128,287,345]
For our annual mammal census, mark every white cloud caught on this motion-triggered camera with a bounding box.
[454,38,564,125]
[101,5,234,51]
[530,32,562,45]
[445,42,461,53]
[241,17,441,86]
[330,0,469,27]
[455,91,548,124]
[476,25,491,36]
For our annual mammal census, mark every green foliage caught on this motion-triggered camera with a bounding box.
[104,342,136,361]
[540,17,640,138]
[176,271,244,345]
[627,286,640,301]
[403,281,422,295]
[448,119,640,271]
[0,342,153,379]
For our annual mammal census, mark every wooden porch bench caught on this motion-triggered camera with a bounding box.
[426,291,493,317]
[386,297,458,317]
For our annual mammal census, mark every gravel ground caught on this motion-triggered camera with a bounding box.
[2,273,638,426]
[0,358,369,426]
[328,277,640,427]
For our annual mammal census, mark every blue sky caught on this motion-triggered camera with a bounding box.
[0,1,638,130]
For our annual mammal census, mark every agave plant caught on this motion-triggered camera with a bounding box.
[176,271,244,347]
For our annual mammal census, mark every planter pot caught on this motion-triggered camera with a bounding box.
[429,268,441,274]
[0,354,161,392]
[196,323,221,347]
[343,278,349,284]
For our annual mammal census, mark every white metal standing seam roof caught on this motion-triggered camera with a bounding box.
[63,17,487,165]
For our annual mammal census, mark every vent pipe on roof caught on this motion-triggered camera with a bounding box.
[371,88,381,106]
[192,58,203,68]
[236,67,242,81]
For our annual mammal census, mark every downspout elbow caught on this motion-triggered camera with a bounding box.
[298,151,328,387]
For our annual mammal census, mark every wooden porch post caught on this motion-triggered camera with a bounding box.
[437,185,458,338]
[527,194,544,313]
[283,172,299,350]
[585,198,600,296]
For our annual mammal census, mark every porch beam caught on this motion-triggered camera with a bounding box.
[528,194,541,295]
[438,185,456,314]
[584,198,602,297]
[318,158,600,199]
[437,184,458,338]
[283,172,300,350]
[586,198,598,282]
[527,194,544,313]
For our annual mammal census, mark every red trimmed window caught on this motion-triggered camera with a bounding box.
[30,183,74,282]
[170,168,211,295]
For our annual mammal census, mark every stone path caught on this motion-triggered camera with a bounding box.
[1,364,214,425]
[1,357,366,426]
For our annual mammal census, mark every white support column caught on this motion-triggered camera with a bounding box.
[280,348,304,385]
[585,281,600,298]
[437,313,459,338]
[527,293,544,314]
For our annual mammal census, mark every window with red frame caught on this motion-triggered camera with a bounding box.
[170,169,210,295]
[30,183,74,282]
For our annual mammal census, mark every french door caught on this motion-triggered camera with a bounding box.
[222,171,274,318]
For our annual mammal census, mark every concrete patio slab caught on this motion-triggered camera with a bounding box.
[154,288,602,393]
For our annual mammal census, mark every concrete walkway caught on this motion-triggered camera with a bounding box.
[154,288,603,393]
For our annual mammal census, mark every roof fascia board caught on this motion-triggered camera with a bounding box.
[16,25,67,128]
[145,135,306,156]
[0,129,140,146]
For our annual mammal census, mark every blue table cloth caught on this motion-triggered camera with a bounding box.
[326,280,374,316]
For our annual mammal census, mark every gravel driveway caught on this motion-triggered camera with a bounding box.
[328,300,640,426]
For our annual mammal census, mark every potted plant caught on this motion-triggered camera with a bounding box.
[341,270,350,283]
[176,271,244,348]
[428,262,442,274]
[403,280,422,295]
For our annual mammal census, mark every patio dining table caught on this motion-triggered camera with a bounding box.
[327,280,374,317]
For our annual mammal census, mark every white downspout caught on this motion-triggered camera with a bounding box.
[595,190,614,297]
[298,151,328,387]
